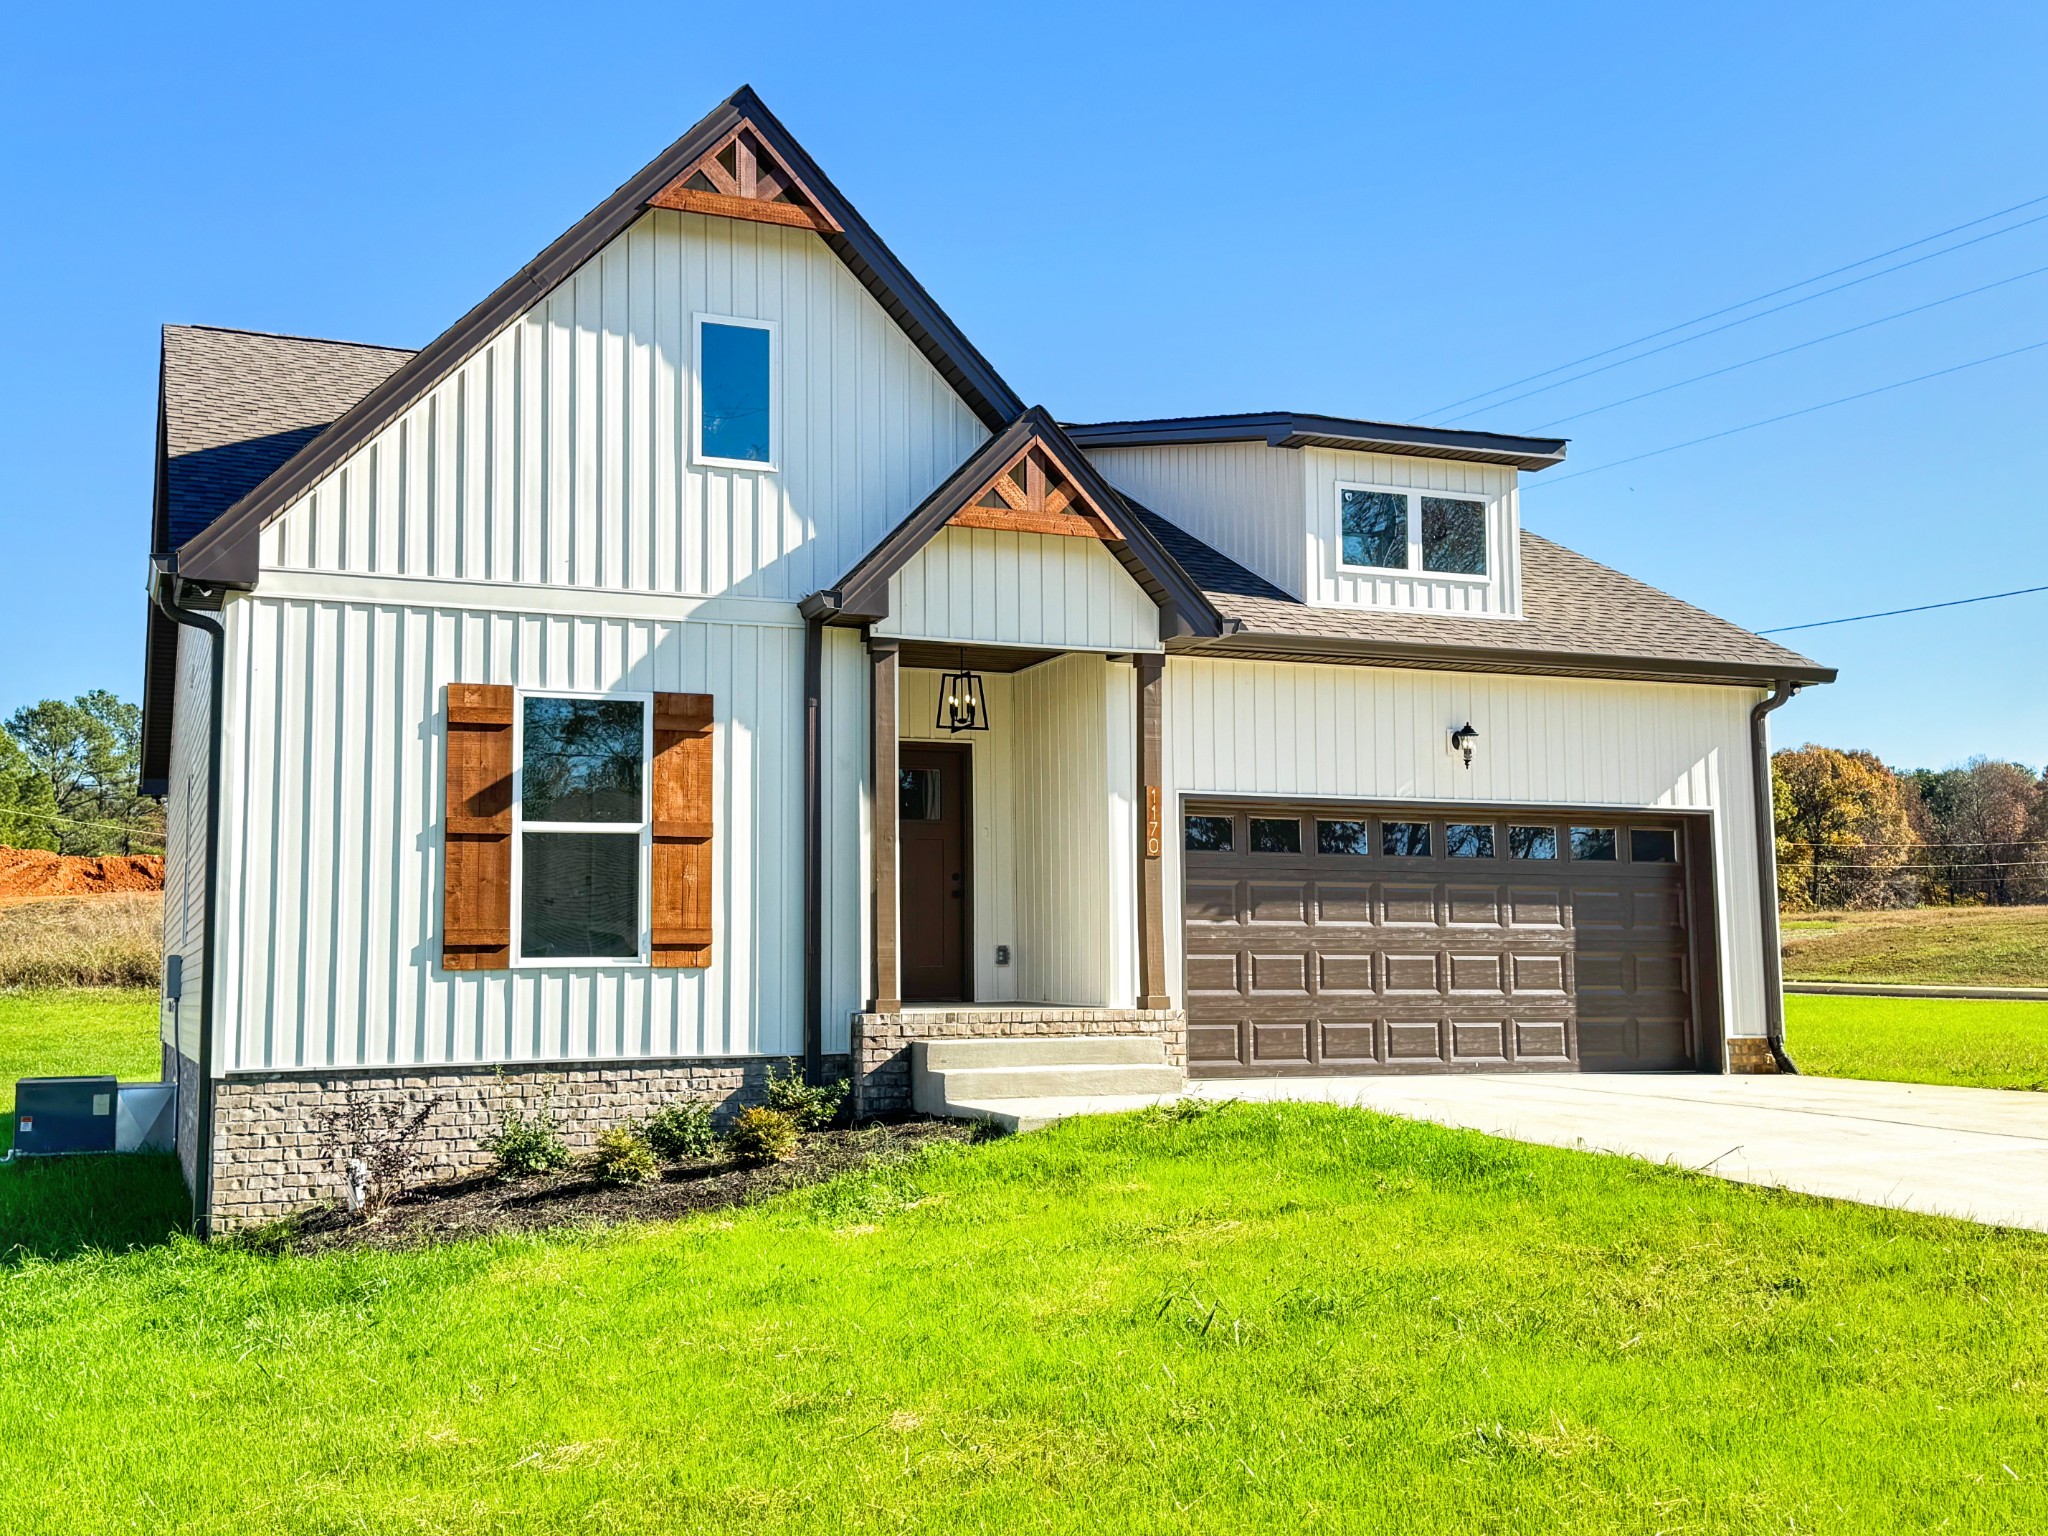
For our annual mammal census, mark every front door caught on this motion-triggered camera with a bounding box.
[899,745,970,1001]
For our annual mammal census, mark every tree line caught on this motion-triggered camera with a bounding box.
[1774,745,2048,910]
[0,691,164,857]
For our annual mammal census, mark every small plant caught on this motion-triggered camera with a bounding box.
[644,1098,719,1162]
[765,1063,848,1131]
[316,1091,442,1214]
[727,1105,801,1164]
[592,1125,659,1185]
[485,1092,572,1177]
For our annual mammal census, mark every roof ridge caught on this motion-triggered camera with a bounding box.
[166,322,419,355]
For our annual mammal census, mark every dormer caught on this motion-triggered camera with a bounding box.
[1068,413,1565,620]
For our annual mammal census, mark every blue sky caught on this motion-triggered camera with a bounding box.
[3,1,2044,771]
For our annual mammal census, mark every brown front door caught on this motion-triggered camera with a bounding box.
[1182,804,1706,1075]
[899,745,970,1002]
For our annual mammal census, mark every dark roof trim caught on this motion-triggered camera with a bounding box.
[1063,412,1568,471]
[1176,629,1839,688]
[174,85,1024,587]
[805,406,1224,639]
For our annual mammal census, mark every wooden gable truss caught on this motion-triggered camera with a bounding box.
[947,440,1125,541]
[647,120,843,234]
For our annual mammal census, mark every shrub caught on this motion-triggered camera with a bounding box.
[593,1126,659,1185]
[0,892,161,988]
[485,1094,571,1177]
[765,1064,848,1131]
[727,1105,800,1164]
[315,1091,442,1214]
[644,1099,719,1162]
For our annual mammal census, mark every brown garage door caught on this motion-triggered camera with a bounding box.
[1182,804,1709,1075]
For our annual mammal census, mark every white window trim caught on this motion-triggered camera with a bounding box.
[510,688,654,969]
[1333,480,1495,585]
[692,313,779,473]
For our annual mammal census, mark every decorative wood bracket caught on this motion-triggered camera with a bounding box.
[947,440,1124,541]
[647,120,842,234]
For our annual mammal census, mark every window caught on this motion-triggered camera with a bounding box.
[1250,817,1302,854]
[1317,819,1372,855]
[518,696,649,961]
[1340,489,1408,570]
[1570,826,1617,861]
[1631,828,1679,864]
[1185,815,1233,852]
[1421,497,1487,575]
[1509,825,1557,860]
[900,768,941,821]
[1446,822,1495,858]
[696,316,774,467]
[1382,820,1431,857]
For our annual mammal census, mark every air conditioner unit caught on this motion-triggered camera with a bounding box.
[11,1077,177,1156]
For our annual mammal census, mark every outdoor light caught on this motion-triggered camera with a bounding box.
[1450,721,1479,769]
[936,651,990,734]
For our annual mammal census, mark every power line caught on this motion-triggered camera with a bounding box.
[1444,208,2048,423]
[0,805,164,836]
[1532,260,2048,430]
[1760,583,2048,634]
[1419,190,2048,418]
[1525,336,2048,489]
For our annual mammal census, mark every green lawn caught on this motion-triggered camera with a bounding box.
[0,1104,2045,1532]
[1786,994,2048,1092]
[1782,906,2048,987]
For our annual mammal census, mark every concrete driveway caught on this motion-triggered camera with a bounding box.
[1186,1072,2048,1233]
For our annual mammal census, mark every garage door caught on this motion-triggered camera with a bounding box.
[1181,804,1704,1075]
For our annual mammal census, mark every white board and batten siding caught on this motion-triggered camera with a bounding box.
[1085,442,1306,599]
[1305,447,1522,617]
[876,528,1161,652]
[1161,656,1771,1034]
[255,208,988,604]
[213,594,813,1073]
[160,625,213,1064]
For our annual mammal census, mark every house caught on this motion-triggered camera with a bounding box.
[143,87,1833,1230]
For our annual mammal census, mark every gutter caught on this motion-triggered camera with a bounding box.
[149,559,226,1233]
[1750,680,1801,1073]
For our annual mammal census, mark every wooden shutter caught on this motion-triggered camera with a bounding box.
[651,692,715,967]
[442,683,514,970]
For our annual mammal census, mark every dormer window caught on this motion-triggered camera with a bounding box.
[1338,484,1490,578]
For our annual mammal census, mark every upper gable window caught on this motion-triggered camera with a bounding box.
[1337,484,1490,579]
[695,315,775,469]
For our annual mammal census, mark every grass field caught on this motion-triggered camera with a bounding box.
[1782,905,2048,986]
[0,986,162,1151]
[1786,994,2048,1092]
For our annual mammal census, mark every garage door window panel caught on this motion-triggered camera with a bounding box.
[1185,815,1234,852]
[1317,819,1372,856]
[1510,825,1558,860]
[1447,823,1495,858]
[1571,827,1618,861]
[1631,828,1679,863]
[1250,817,1302,854]
[1382,821,1432,857]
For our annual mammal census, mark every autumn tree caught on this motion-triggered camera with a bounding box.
[1772,744,1916,911]
[1904,759,2048,906]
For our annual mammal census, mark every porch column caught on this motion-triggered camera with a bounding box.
[867,634,901,1013]
[1134,652,1170,1009]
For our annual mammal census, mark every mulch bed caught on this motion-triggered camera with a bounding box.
[278,1119,980,1255]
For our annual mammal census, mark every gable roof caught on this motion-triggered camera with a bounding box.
[169,85,1023,587]
[155,325,416,554]
[1122,498,1834,686]
[1064,412,1569,472]
[804,407,1224,639]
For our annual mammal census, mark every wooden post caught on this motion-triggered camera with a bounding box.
[1134,653,1169,1010]
[867,634,902,1014]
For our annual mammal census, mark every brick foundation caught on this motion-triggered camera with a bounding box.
[1725,1036,1779,1074]
[851,1006,1186,1118]
[202,1055,845,1230]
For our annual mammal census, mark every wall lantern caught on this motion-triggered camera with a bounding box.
[937,652,990,734]
[1449,721,1479,769]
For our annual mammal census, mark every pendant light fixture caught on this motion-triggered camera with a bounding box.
[936,649,990,734]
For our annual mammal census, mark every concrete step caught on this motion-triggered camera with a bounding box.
[943,1093,1184,1133]
[913,1035,1167,1072]
[913,1060,1185,1115]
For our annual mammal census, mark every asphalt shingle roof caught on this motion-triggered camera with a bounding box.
[160,325,415,550]
[1122,498,1828,682]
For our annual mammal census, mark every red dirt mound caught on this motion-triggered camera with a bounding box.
[0,846,165,904]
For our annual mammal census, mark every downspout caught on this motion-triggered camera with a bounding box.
[801,615,825,1084]
[1750,680,1800,1073]
[151,567,226,1232]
